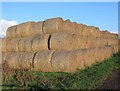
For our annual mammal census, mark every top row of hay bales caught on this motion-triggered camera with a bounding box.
[6,17,118,39]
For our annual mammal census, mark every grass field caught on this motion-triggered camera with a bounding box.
[1,51,120,90]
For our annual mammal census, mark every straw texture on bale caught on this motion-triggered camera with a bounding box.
[63,20,73,34]
[43,17,64,34]
[0,38,3,52]
[100,31,110,38]
[3,38,12,52]
[16,22,36,37]
[9,38,21,52]
[86,37,97,48]
[104,46,112,59]
[74,35,97,49]
[34,50,55,72]
[77,24,89,36]
[50,32,75,51]
[110,33,118,39]
[94,47,102,62]
[51,50,76,72]
[74,50,85,70]
[18,36,35,52]
[81,49,92,67]
[6,25,17,38]
[87,26,100,37]
[2,38,6,52]
[18,52,35,70]
[3,52,21,69]
[99,37,107,47]
[74,35,87,49]
[71,22,78,34]
[2,52,5,64]
[95,38,101,47]
[94,46,112,63]
[31,21,43,35]
[32,34,50,51]
[88,48,96,64]
[99,47,106,61]
[18,38,27,52]
[76,24,85,36]
[111,44,118,53]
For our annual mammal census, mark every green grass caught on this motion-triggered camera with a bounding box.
[2,51,120,90]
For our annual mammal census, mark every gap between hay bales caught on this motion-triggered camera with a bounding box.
[2,51,120,90]
[48,35,51,50]
[32,52,37,69]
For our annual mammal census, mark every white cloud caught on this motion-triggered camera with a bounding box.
[110,31,118,34]
[0,19,17,37]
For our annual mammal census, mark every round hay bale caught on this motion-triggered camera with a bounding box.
[6,25,17,38]
[16,21,36,37]
[43,17,64,34]
[18,52,36,70]
[50,31,75,51]
[32,34,50,51]
[51,50,76,72]
[34,50,55,72]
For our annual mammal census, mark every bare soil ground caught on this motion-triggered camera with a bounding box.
[96,68,120,90]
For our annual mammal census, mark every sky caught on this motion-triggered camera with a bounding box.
[0,2,118,37]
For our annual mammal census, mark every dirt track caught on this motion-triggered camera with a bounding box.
[96,68,120,90]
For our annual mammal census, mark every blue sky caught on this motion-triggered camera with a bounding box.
[2,2,118,33]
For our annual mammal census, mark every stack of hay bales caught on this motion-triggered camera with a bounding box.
[2,17,119,72]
